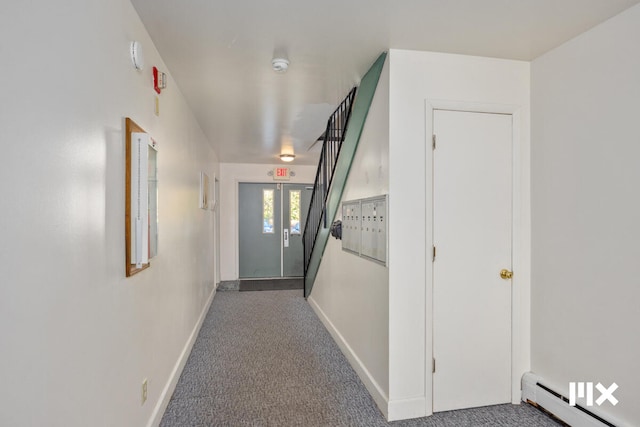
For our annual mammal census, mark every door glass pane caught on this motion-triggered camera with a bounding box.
[290,190,301,234]
[263,189,274,233]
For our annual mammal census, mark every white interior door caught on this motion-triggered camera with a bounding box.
[432,110,513,412]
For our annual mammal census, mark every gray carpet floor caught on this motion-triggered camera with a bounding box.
[160,290,562,427]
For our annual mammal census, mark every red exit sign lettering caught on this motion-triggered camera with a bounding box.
[273,167,290,181]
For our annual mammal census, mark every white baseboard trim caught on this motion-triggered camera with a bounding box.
[147,287,217,427]
[307,296,390,419]
[387,396,428,421]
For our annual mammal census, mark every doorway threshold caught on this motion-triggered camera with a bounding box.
[239,278,303,292]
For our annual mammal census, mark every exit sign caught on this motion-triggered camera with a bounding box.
[273,167,290,181]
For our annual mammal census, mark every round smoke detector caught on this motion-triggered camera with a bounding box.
[130,41,144,70]
[272,58,289,73]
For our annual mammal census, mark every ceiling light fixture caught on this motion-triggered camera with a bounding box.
[280,153,295,162]
[272,58,289,73]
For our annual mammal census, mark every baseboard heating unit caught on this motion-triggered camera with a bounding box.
[522,373,625,427]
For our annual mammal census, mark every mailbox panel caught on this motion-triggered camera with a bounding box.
[341,195,387,265]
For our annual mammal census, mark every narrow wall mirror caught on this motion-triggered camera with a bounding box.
[125,118,158,277]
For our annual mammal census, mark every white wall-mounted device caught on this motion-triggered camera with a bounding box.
[130,41,144,71]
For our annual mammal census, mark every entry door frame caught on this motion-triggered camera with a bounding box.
[424,99,530,414]
[234,179,313,279]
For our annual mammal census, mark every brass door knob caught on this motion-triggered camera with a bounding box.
[500,269,513,280]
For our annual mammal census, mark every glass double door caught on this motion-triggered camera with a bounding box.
[238,183,312,278]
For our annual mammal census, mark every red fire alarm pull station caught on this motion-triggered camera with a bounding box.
[153,67,167,94]
[153,67,161,94]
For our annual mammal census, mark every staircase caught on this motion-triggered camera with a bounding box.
[302,52,387,298]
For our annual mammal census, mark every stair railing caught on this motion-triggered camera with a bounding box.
[303,87,357,277]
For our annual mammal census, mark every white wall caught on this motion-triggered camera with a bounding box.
[308,58,390,416]
[388,49,530,419]
[531,4,640,425]
[0,1,218,426]
[218,162,317,281]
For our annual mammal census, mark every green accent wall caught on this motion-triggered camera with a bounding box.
[304,52,387,297]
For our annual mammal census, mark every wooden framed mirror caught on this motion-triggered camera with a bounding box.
[125,118,158,277]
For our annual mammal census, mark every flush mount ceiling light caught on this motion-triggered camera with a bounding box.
[272,58,289,73]
[280,153,295,162]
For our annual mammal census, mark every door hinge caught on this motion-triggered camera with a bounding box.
[432,134,436,150]
[432,358,436,373]
[432,245,436,262]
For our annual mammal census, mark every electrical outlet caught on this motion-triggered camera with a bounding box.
[141,378,148,405]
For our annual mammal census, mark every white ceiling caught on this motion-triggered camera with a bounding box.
[131,0,640,165]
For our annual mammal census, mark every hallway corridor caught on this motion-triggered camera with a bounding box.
[160,290,560,426]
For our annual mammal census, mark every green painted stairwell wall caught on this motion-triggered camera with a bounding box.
[304,52,387,298]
